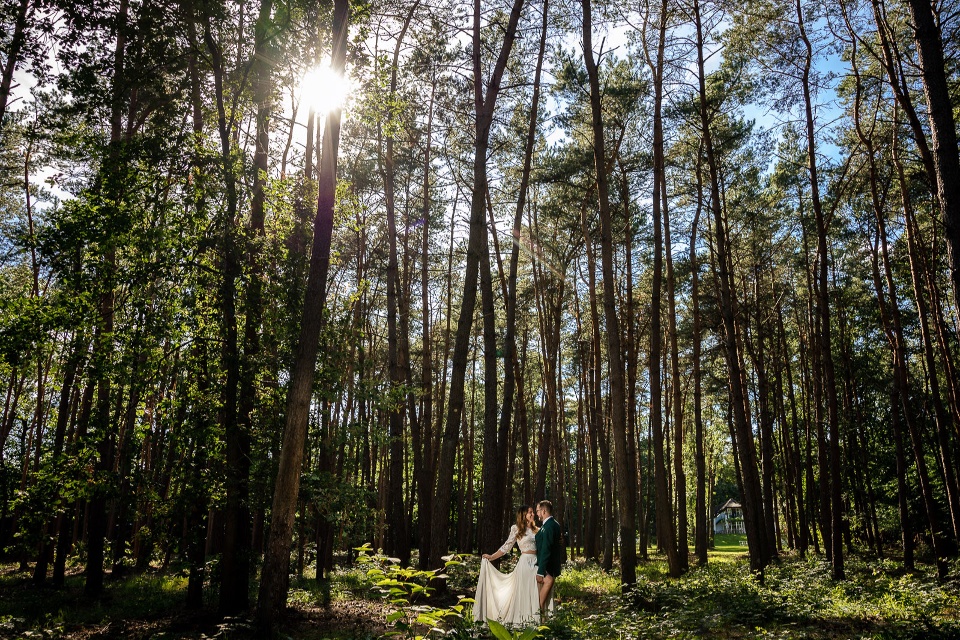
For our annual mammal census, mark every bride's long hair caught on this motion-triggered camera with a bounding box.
[516,505,533,538]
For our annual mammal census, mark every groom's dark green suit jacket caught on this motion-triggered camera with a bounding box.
[535,517,563,578]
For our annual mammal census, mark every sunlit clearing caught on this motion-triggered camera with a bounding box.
[300,65,349,115]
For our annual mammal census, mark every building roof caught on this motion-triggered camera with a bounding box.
[714,499,742,518]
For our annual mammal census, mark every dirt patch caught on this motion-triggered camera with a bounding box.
[284,600,392,638]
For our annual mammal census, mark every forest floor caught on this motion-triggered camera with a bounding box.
[0,536,958,639]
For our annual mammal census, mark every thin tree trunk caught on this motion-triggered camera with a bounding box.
[187,342,212,608]
[583,0,637,587]
[185,12,210,602]
[643,4,680,572]
[692,142,707,566]
[663,157,687,572]
[0,0,30,128]
[381,0,420,567]
[416,70,437,570]
[694,0,768,575]
[770,294,799,554]
[796,0,843,579]
[430,0,525,569]
[110,345,147,574]
[746,274,778,560]
[226,0,276,609]
[890,105,950,577]
[620,165,642,567]
[498,0,548,549]
[202,9,247,611]
[85,0,129,596]
[779,301,807,557]
[580,205,611,568]
[841,22,928,569]
[24,134,54,586]
[54,374,94,587]
[280,90,298,179]
[531,205,559,503]
[798,203,824,556]
[256,0,349,627]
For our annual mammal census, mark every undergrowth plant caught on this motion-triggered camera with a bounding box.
[357,546,547,640]
[542,553,960,639]
[356,544,476,638]
[486,619,544,640]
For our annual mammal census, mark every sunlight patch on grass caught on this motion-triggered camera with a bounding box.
[0,566,195,634]
[711,533,750,555]
[557,561,620,601]
[291,566,379,605]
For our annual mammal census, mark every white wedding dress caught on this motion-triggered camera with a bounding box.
[473,524,552,627]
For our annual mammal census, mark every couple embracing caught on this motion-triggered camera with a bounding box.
[472,500,563,627]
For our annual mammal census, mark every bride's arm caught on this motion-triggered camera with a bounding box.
[481,525,518,560]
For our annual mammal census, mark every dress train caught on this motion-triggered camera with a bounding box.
[473,554,544,627]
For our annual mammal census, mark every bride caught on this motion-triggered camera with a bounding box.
[472,505,542,627]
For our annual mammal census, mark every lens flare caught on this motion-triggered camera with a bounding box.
[300,65,349,114]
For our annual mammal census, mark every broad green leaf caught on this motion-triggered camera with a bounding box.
[386,611,404,623]
[518,627,541,640]
[487,619,514,640]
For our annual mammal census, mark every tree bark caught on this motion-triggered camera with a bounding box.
[580,200,612,568]
[778,300,807,557]
[891,105,950,577]
[745,272,778,560]
[224,0,276,610]
[903,0,960,322]
[202,7,247,611]
[643,3,681,574]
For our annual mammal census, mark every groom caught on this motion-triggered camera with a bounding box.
[534,500,562,618]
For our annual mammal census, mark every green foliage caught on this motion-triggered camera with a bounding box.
[354,544,479,639]
[541,554,960,639]
[307,476,378,538]
[1,549,957,639]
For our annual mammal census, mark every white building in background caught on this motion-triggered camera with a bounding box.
[713,499,745,534]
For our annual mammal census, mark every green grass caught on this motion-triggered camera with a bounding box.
[712,533,751,555]
[288,565,378,606]
[555,560,621,605]
[0,567,212,637]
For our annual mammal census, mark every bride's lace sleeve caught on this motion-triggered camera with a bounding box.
[497,525,519,555]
